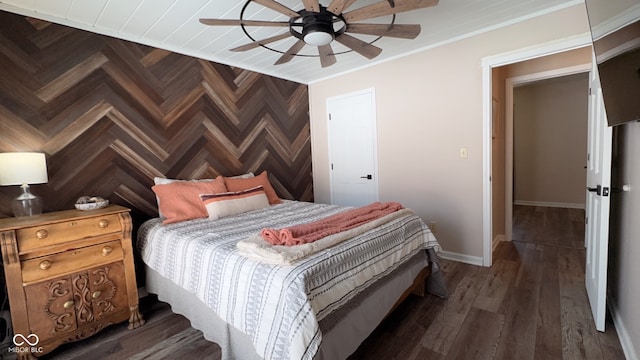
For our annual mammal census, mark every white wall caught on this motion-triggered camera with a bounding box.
[309,5,591,258]
[513,73,588,207]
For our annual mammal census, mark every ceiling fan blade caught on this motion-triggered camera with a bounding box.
[318,44,337,67]
[327,0,359,15]
[253,0,299,17]
[199,19,290,27]
[230,32,293,52]
[343,0,439,23]
[346,23,421,39]
[275,40,306,65]
[302,0,321,12]
[335,33,382,59]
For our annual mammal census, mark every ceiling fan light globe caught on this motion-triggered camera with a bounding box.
[303,31,334,46]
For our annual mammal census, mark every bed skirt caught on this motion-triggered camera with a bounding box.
[144,250,430,360]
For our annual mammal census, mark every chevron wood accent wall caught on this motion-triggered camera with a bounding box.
[0,11,313,223]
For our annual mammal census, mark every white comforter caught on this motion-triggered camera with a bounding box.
[137,201,440,360]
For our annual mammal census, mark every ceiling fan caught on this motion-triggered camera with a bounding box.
[199,0,439,68]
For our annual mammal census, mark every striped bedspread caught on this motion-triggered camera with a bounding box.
[137,201,441,360]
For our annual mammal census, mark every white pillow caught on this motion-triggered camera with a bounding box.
[154,172,253,185]
[230,172,255,179]
[200,186,269,220]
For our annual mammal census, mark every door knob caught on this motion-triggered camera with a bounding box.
[360,175,372,180]
[587,185,603,196]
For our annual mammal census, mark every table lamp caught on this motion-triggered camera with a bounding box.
[0,152,49,216]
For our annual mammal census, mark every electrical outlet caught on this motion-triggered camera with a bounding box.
[428,221,437,234]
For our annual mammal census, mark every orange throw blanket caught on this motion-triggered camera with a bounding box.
[260,201,404,246]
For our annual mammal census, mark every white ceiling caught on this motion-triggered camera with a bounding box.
[0,0,584,84]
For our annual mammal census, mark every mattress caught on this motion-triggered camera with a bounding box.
[137,200,441,360]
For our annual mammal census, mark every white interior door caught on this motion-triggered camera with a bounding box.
[327,89,378,207]
[585,59,613,332]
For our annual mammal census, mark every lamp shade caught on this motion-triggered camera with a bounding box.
[0,152,48,186]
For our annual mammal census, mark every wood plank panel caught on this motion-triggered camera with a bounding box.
[0,11,313,223]
[473,259,519,313]
[534,245,562,358]
[445,307,505,360]
[558,247,604,359]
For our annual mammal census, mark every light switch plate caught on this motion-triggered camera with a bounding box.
[459,147,468,159]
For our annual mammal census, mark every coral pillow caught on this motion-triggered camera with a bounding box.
[223,171,281,205]
[152,176,227,224]
[201,186,270,220]
[153,177,216,219]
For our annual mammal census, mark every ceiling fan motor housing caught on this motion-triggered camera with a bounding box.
[301,10,335,46]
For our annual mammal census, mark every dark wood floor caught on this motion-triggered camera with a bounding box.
[42,205,625,360]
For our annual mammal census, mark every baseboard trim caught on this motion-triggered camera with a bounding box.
[513,200,585,209]
[608,297,639,360]
[439,251,484,266]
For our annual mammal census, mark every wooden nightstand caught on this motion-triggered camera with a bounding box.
[0,205,144,359]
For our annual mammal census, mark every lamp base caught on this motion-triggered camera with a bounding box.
[12,184,43,217]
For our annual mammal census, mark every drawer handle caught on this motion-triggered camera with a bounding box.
[63,300,74,309]
[39,260,52,270]
[36,229,48,239]
[98,219,109,228]
[101,246,113,257]
[92,291,102,299]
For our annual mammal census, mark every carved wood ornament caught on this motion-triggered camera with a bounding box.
[44,279,74,333]
[72,272,94,324]
[92,266,118,316]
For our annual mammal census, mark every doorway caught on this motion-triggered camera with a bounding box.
[503,66,591,246]
[481,35,594,266]
[482,43,593,266]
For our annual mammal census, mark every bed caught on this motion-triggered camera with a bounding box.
[137,199,444,360]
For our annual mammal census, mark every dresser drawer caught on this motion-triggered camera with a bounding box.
[22,240,123,283]
[16,214,122,253]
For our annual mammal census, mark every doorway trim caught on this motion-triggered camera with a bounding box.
[504,63,591,242]
[481,33,592,266]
